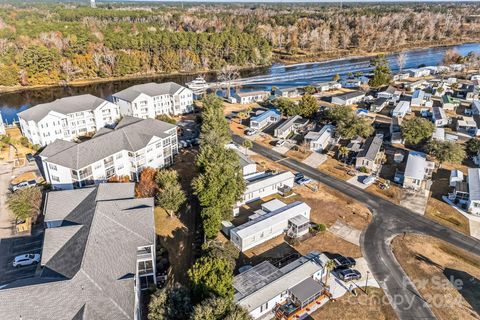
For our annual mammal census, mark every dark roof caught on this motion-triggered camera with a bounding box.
[334,90,365,101]
[290,277,324,303]
[0,183,154,320]
[357,135,383,161]
[41,116,176,169]
[372,97,388,106]
[18,94,108,122]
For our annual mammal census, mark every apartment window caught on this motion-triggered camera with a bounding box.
[94,162,102,170]
[156,142,162,148]
[117,164,124,170]
[48,164,57,171]
[116,153,123,160]
[51,175,60,182]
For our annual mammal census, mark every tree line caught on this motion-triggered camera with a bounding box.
[147,95,249,320]
[0,3,479,87]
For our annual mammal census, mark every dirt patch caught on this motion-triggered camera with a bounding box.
[318,157,351,181]
[10,171,40,185]
[310,288,397,320]
[294,231,362,258]
[0,127,36,160]
[286,147,312,161]
[366,183,402,205]
[249,153,371,230]
[425,198,470,235]
[392,234,480,320]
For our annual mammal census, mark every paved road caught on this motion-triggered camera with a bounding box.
[233,135,480,320]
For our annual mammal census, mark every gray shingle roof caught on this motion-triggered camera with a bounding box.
[41,225,83,267]
[0,183,155,320]
[113,82,184,102]
[41,116,176,169]
[357,135,383,161]
[17,94,108,122]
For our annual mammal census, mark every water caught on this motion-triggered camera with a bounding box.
[1,42,480,123]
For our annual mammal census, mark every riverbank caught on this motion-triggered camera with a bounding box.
[1,40,478,95]
[275,39,480,65]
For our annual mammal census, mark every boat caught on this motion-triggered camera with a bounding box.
[186,76,209,95]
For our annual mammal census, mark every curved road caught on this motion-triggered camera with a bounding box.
[232,135,480,320]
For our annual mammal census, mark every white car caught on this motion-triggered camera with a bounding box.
[276,140,287,147]
[13,254,40,267]
[363,176,376,185]
[11,180,37,192]
[245,129,257,136]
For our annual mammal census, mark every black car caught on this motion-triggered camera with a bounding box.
[333,256,356,270]
[337,269,362,282]
[294,172,304,183]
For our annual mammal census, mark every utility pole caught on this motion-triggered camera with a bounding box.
[340,0,343,10]
[90,0,96,8]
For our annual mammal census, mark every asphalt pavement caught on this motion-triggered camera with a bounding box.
[232,134,480,320]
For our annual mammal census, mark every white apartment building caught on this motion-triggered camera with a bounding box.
[0,112,6,135]
[39,116,178,190]
[112,82,193,118]
[17,94,120,147]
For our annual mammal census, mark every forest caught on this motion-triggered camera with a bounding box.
[0,1,479,87]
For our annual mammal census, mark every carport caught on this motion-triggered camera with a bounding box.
[289,277,324,309]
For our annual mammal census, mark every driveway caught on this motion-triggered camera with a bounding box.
[232,134,480,320]
[328,220,361,246]
[400,189,430,215]
[302,152,327,168]
[347,174,372,190]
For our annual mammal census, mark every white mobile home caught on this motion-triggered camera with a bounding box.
[249,109,281,131]
[402,151,435,191]
[456,116,480,137]
[331,91,365,106]
[467,168,480,216]
[391,101,411,118]
[304,125,335,152]
[238,171,295,207]
[441,95,460,111]
[432,107,449,127]
[313,81,342,92]
[274,116,309,139]
[233,252,329,320]
[230,200,311,252]
[234,91,271,105]
[411,89,431,107]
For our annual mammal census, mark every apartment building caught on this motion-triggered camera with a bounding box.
[0,183,156,320]
[113,82,193,118]
[39,116,178,190]
[17,94,120,147]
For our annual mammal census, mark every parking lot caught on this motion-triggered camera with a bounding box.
[0,230,43,286]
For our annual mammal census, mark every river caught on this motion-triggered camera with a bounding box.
[1,42,480,123]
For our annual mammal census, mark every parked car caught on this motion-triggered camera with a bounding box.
[296,177,312,185]
[347,170,356,176]
[294,172,304,181]
[245,129,257,136]
[25,153,35,162]
[362,176,376,185]
[276,139,287,147]
[11,180,37,192]
[337,269,362,282]
[333,256,356,269]
[12,254,40,267]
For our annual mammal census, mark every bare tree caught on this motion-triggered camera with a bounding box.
[397,51,407,72]
[61,59,81,82]
[218,65,239,99]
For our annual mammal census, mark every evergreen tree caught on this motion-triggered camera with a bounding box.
[368,54,392,87]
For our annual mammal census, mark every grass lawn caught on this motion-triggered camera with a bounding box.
[310,288,397,320]
[392,234,480,320]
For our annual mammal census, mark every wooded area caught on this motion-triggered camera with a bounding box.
[0,2,479,87]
